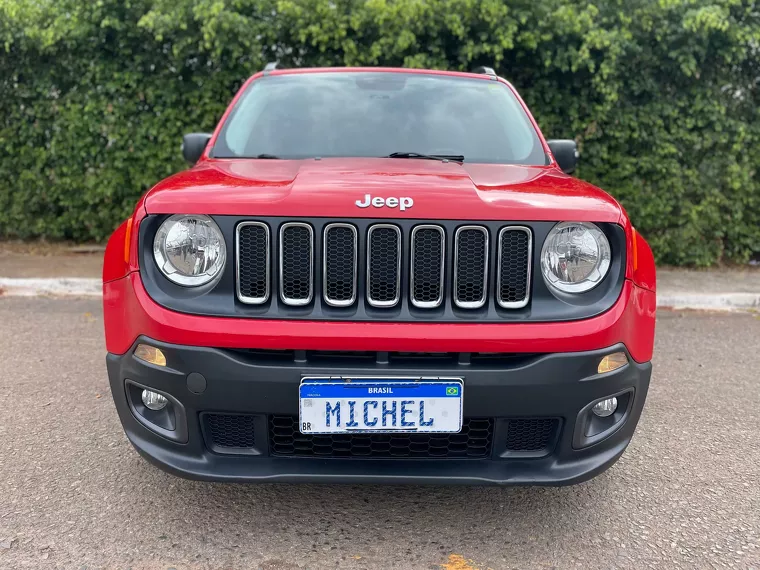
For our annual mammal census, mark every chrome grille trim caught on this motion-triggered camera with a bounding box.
[497,226,532,309]
[279,222,314,306]
[410,224,445,309]
[234,219,533,314]
[366,224,402,308]
[236,222,270,305]
[453,225,489,309]
[323,223,358,307]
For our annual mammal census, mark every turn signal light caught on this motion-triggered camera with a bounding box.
[134,344,167,367]
[598,352,627,374]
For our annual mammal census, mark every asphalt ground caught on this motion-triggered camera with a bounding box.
[1,298,759,570]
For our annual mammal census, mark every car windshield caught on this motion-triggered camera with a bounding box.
[212,71,547,165]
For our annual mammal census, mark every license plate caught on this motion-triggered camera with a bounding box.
[299,377,463,434]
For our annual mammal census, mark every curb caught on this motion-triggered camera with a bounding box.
[2,278,759,311]
[656,293,760,312]
[0,277,101,297]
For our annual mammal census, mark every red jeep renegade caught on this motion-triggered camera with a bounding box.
[103,65,656,485]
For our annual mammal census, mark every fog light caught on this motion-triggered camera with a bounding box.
[592,397,618,418]
[134,344,167,367]
[141,389,168,411]
[598,351,627,374]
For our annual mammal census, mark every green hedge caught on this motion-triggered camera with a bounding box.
[1,0,759,265]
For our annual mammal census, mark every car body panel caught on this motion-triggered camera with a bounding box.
[103,272,656,363]
[143,159,623,223]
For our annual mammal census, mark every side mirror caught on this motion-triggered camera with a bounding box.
[547,139,578,174]
[182,133,212,164]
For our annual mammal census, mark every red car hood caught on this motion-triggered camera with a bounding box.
[144,158,623,223]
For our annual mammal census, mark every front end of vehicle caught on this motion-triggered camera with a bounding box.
[102,67,656,485]
[103,203,656,485]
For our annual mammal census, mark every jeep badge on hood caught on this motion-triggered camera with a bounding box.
[355,194,414,211]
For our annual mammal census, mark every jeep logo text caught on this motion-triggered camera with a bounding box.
[355,194,414,211]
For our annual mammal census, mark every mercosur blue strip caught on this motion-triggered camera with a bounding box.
[299,382,461,399]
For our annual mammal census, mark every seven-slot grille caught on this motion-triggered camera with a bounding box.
[236,222,532,310]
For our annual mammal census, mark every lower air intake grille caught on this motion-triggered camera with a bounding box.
[203,413,256,450]
[504,418,558,453]
[269,416,494,459]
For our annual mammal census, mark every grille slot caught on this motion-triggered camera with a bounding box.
[504,418,558,453]
[453,226,489,308]
[323,223,358,306]
[224,348,542,368]
[366,224,401,307]
[497,227,532,309]
[279,223,314,305]
[410,225,445,308]
[269,416,494,458]
[203,413,256,451]
[236,222,270,304]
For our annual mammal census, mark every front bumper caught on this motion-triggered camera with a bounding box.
[107,339,651,485]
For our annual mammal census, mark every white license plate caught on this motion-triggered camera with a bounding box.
[299,377,463,434]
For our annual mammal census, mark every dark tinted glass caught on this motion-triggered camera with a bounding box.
[213,72,546,165]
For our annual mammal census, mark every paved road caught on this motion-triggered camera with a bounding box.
[1,298,759,570]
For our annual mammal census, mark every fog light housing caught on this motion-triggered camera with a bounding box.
[134,344,167,367]
[141,389,168,411]
[592,397,618,418]
[598,351,627,374]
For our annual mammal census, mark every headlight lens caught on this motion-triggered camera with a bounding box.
[540,222,611,293]
[153,215,226,286]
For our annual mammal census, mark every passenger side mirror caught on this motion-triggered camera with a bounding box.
[182,133,212,164]
[547,140,579,174]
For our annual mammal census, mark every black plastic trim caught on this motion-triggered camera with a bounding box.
[125,379,188,444]
[200,412,266,456]
[106,339,651,485]
[138,216,627,323]
[572,387,635,449]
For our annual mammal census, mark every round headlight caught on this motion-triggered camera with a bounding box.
[540,222,611,294]
[153,215,226,286]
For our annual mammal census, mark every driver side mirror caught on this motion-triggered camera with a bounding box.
[182,133,212,164]
[547,139,578,174]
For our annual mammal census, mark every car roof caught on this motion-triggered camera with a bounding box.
[255,66,499,82]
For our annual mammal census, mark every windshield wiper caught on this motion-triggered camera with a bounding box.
[384,152,464,163]
[253,153,282,159]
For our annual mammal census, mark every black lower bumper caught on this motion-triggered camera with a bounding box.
[107,340,651,485]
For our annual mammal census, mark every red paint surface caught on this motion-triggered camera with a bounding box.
[102,219,129,283]
[103,274,656,363]
[143,159,624,223]
[633,230,657,292]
